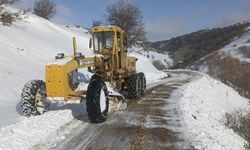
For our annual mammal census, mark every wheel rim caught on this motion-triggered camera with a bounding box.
[100,88,106,113]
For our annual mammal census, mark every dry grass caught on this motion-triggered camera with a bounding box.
[152,60,166,70]
[207,52,250,98]
[0,8,29,26]
[1,12,14,25]
[239,45,250,58]
[225,111,250,149]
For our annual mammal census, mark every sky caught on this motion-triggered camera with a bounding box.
[13,0,250,42]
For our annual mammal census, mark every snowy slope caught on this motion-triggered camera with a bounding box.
[0,9,92,126]
[178,74,249,150]
[0,7,166,127]
[220,27,250,63]
[130,47,173,68]
[193,26,250,73]
[129,53,167,81]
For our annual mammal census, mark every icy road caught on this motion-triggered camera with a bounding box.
[45,71,195,150]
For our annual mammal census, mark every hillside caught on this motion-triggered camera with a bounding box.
[190,28,250,98]
[150,22,250,99]
[151,22,250,68]
[0,7,92,126]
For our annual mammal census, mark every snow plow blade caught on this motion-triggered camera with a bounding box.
[108,92,126,102]
[108,92,127,111]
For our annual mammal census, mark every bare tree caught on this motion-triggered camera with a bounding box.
[34,0,56,20]
[0,0,20,6]
[92,20,103,27]
[106,0,146,46]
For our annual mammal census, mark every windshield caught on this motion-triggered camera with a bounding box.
[93,31,114,53]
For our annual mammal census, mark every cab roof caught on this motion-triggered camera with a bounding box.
[91,26,124,34]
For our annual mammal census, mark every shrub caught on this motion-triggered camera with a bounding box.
[239,45,250,58]
[152,60,166,70]
[0,10,28,26]
[0,12,13,25]
[0,0,20,6]
[207,52,250,98]
[225,111,250,149]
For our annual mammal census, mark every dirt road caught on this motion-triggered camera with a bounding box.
[52,71,197,150]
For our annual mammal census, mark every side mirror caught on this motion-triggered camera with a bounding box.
[89,39,92,49]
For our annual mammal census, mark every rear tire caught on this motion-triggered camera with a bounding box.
[138,72,146,96]
[86,74,109,123]
[21,80,49,117]
[127,74,141,99]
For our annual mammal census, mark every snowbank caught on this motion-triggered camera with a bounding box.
[129,53,167,82]
[130,47,173,68]
[179,75,249,150]
[0,101,87,150]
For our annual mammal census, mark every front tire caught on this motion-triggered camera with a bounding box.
[21,80,49,117]
[86,74,109,123]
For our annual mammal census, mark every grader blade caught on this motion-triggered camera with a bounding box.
[108,92,126,102]
[108,92,127,111]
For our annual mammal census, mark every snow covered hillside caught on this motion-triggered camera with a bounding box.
[0,8,165,127]
[177,73,250,150]
[0,8,91,127]
[192,26,250,72]
[220,27,250,64]
[188,26,250,100]
[130,47,173,69]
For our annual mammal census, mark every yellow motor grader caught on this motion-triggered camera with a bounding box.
[20,26,146,123]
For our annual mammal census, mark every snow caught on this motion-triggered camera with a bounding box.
[220,28,250,63]
[0,101,87,150]
[130,47,173,68]
[194,25,250,73]
[129,53,168,82]
[0,7,93,126]
[179,74,249,150]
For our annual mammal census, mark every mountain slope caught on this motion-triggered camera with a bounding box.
[150,22,250,99]
[190,27,250,98]
[151,22,250,67]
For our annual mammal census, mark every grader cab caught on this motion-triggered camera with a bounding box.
[20,26,146,123]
